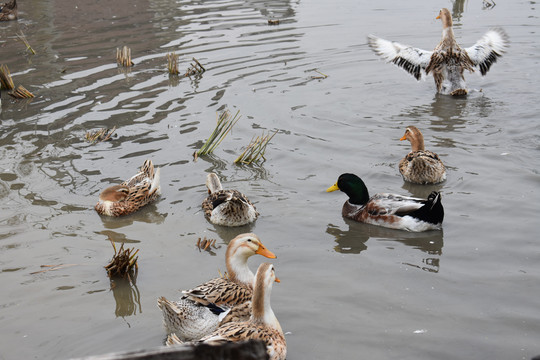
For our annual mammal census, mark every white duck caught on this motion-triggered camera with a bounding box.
[368,8,509,95]
[167,262,286,360]
[157,233,276,341]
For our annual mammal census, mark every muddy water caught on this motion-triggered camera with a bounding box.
[1,0,539,359]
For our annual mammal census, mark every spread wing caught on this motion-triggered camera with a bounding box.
[464,28,509,75]
[367,35,432,80]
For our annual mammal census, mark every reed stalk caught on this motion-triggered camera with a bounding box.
[194,110,241,159]
[234,130,277,165]
[116,46,134,67]
[0,64,15,90]
[167,52,179,75]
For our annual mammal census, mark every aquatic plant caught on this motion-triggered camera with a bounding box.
[0,64,15,90]
[194,110,240,159]
[234,130,277,165]
[105,241,139,283]
[167,52,180,75]
[8,85,34,98]
[16,31,36,55]
[116,46,134,67]
[85,127,117,144]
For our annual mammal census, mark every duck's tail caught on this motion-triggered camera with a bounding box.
[411,191,444,225]
[206,173,223,194]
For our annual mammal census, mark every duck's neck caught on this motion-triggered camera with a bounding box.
[251,282,282,333]
[345,181,370,205]
[410,134,425,152]
[226,249,255,287]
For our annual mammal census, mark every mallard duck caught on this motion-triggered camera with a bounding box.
[202,173,259,227]
[399,126,446,184]
[326,173,444,232]
[167,262,286,360]
[368,8,509,96]
[95,159,160,217]
[0,0,17,21]
[158,233,276,341]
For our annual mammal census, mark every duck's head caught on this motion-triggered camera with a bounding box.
[326,173,370,205]
[226,233,276,261]
[98,185,129,202]
[436,8,453,29]
[400,126,425,151]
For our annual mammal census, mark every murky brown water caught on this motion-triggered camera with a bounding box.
[1,0,539,359]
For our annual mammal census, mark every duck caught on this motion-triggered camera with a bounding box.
[326,173,444,232]
[158,233,276,341]
[95,159,160,217]
[0,0,17,21]
[399,126,446,184]
[167,262,286,360]
[202,173,259,226]
[368,8,509,96]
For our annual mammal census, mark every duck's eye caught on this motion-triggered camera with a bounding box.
[247,238,252,242]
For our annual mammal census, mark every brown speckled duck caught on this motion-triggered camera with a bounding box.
[399,126,446,184]
[202,173,259,226]
[0,0,17,21]
[95,159,160,217]
[158,233,276,341]
[167,263,286,360]
[368,8,509,95]
[327,173,444,232]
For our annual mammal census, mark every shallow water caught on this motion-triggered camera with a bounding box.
[1,0,539,359]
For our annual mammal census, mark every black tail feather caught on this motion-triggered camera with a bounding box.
[410,191,444,225]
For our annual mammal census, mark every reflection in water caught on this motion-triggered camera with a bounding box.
[97,230,141,244]
[451,0,466,23]
[110,277,142,318]
[327,220,443,272]
[98,204,168,230]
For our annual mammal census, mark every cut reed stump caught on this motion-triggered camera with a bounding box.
[193,110,240,160]
[8,85,34,98]
[0,64,15,90]
[234,130,277,165]
[85,127,117,143]
[105,241,139,283]
[116,46,134,67]
[166,52,180,75]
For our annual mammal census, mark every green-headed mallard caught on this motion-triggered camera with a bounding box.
[327,173,444,232]
[368,8,509,96]
[167,262,286,360]
[158,233,276,341]
[399,126,446,184]
[95,159,160,217]
[202,173,259,227]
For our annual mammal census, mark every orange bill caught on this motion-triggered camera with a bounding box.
[400,135,407,141]
[275,277,281,283]
[256,243,277,259]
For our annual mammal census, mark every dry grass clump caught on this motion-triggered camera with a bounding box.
[167,52,180,75]
[116,46,134,67]
[85,127,117,143]
[105,242,139,283]
[0,64,15,90]
[234,130,277,165]
[194,110,241,159]
[196,237,218,252]
[184,57,205,77]
[8,85,34,98]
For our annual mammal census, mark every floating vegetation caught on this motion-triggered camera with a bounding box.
[116,46,134,67]
[105,241,139,283]
[167,52,180,75]
[0,64,15,90]
[184,57,205,77]
[268,19,280,25]
[85,126,117,144]
[16,31,36,55]
[196,237,219,252]
[8,85,34,99]
[310,69,328,79]
[194,110,241,160]
[234,130,277,165]
[30,264,77,275]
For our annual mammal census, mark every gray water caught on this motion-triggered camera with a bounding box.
[1,0,539,359]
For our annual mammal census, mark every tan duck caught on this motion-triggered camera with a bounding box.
[399,126,446,184]
[167,262,286,360]
[368,8,509,95]
[327,173,444,232]
[95,159,160,217]
[158,233,276,341]
[202,173,259,227]
[0,0,17,21]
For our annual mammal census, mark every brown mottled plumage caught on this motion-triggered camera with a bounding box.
[95,159,160,217]
[368,8,509,95]
[158,233,276,341]
[202,173,259,227]
[399,126,446,184]
[167,263,286,360]
[0,0,17,21]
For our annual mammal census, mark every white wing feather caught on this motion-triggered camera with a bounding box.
[464,28,509,75]
[367,35,432,80]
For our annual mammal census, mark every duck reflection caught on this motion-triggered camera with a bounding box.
[327,220,443,273]
[98,203,168,229]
